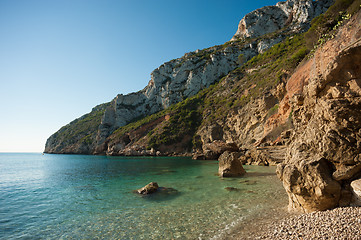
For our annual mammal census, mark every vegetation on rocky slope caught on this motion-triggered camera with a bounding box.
[44,103,110,152]
[106,32,307,152]
[306,0,361,49]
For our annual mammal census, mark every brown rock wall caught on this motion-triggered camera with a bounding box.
[277,12,361,213]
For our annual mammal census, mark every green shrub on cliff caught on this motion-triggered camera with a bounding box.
[305,0,360,49]
[147,96,203,150]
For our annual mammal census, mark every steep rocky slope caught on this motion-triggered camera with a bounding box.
[45,0,333,154]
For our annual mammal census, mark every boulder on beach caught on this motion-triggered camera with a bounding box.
[218,151,246,177]
[350,179,361,205]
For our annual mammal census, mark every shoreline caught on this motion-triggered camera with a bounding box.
[216,205,293,240]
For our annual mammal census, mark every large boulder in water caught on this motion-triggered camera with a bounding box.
[218,151,246,177]
[137,182,159,195]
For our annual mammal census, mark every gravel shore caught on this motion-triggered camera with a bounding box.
[219,206,361,239]
[255,207,361,240]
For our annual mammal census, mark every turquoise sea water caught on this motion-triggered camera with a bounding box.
[0,153,287,239]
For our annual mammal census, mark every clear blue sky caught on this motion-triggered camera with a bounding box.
[0,0,279,152]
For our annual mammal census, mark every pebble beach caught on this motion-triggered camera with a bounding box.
[255,207,361,240]
[221,206,361,239]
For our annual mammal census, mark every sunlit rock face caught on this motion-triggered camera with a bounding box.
[231,0,333,41]
[277,12,361,213]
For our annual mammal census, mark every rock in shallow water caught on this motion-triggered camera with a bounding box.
[225,187,242,192]
[218,151,246,177]
[137,182,159,195]
[135,182,179,200]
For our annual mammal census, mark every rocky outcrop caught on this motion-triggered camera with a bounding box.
[240,146,287,166]
[231,0,333,41]
[277,11,361,213]
[218,151,246,177]
[193,140,239,160]
[222,94,280,148]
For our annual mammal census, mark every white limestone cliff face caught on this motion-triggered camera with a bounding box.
[95,44,252,150]
[231,0,333,41]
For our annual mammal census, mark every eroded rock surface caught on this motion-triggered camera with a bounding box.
[277,12,361,213]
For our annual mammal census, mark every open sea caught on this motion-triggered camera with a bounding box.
[0,153,287,239]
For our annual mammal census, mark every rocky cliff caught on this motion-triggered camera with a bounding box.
[45,0,333,155]
[277,10,361,213]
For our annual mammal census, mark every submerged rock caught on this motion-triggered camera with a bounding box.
[239,180,257,185]
[218,151,246,177]
[225,187,242,192]
[136,182,159,195]
[156,187,179,196]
